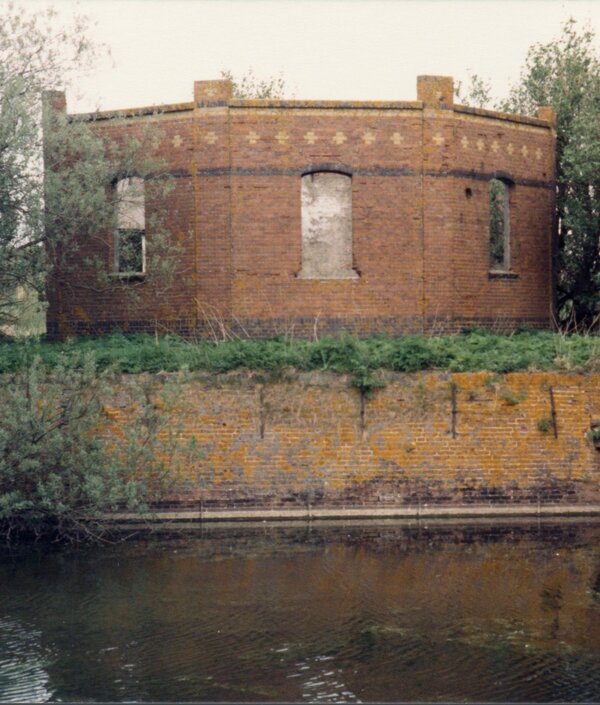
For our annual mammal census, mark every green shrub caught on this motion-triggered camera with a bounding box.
[587,427,600,443]
[0,352,193,543]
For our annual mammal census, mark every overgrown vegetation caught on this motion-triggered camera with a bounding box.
[0,329,597,377]
[0,4,180,332]
[456,19,600,329]
[0,350,197,544]
[220,68,287,99]
[1,329,597,545]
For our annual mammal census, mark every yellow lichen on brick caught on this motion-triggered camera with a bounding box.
[96,371,600,508]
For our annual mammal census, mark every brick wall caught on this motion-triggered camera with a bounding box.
[104,372,600,512]
[46,76,556,340]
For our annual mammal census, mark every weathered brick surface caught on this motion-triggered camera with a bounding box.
[103,372,600,510]
[46,77,555,339]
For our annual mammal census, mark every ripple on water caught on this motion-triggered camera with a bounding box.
[0,618,54,703]
[1,525,600,702]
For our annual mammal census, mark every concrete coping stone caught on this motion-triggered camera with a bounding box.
[108,504,600,524]
[67,100,552,130]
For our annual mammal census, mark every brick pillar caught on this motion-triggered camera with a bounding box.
[194,80,233,104]
[42,89,66,114]
[417,75,454,108]
[537,106,556,126]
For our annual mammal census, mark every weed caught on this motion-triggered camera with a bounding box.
[537,417,554,433]
[499,389,527,405]
[350,368,386,398]
[586,426,600,444]
[484,374,502,389]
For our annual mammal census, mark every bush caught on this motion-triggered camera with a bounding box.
[0,351,190,543]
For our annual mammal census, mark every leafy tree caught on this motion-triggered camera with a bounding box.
[455,71,493,108]
[456,20,600,328]
[220,68,287,99]
[0,4,191,542]
[0,4,98,330]
[0,3,180,334]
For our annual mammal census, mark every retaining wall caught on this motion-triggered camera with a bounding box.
[105,371,600,515]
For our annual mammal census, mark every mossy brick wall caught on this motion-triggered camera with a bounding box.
[103,372,600,509]
[46,77,555,340]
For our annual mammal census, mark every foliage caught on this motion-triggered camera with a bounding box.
[0,329,597,377]
[0,4,97,328]
[220,68,287,99]
[0,353,142,542]
[456,20,600,328]
[0,350,196,544]
[498,388,527,406]
[0,3,180,331]
[455,71,493,108]
[502,20,600,328]
[537,417,553,433]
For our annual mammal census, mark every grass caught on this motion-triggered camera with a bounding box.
[0,328,598,377]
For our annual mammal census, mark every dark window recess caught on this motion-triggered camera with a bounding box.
[489,178,510,270]
[117,229,145,274]
[114,176,145,274]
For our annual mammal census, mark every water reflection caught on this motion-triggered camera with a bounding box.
[1,521,600,702]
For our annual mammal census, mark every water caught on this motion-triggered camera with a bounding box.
[2,520,600,702]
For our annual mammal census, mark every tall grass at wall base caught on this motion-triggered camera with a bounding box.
[0,329,598,376]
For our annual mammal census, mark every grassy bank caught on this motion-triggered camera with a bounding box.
[0,329,598,376]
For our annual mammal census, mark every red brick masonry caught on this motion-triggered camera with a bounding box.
[46,76,556,340]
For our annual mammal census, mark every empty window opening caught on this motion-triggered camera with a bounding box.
[489,178,510,270]
[298,172,357,280]
[115,176,145,274]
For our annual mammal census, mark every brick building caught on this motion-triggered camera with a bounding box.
[45,75,556,339]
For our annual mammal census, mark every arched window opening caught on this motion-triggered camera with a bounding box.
[489,178,511,270]
[115,176,145,274]
[298,172,357,280]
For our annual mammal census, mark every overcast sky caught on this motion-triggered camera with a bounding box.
[19,0,600,113]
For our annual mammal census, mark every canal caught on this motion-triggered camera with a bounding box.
[1,520,600,702]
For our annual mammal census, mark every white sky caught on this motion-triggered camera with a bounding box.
[18,0,600,113]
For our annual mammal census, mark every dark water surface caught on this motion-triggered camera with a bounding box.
[2,520,600,703]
